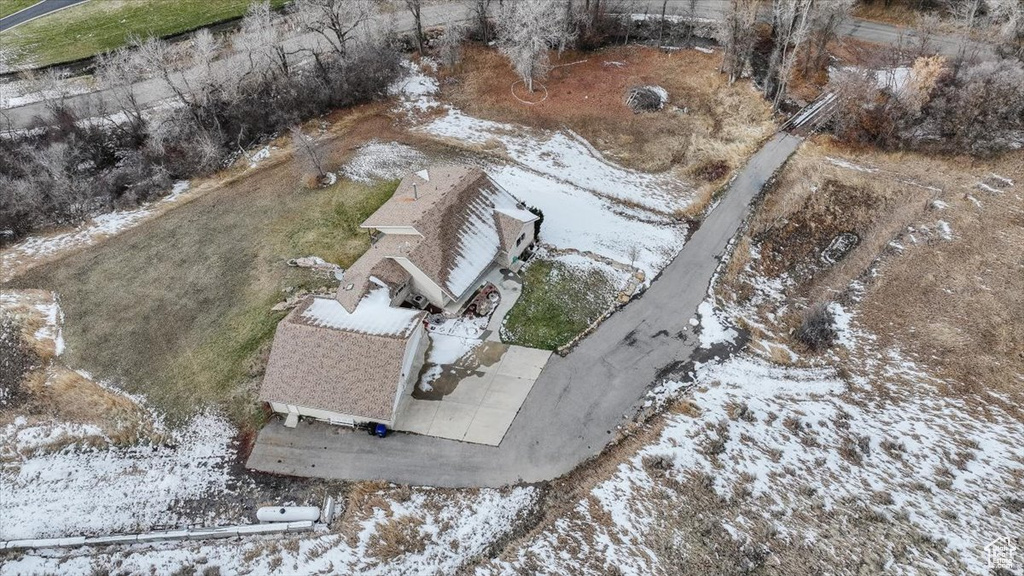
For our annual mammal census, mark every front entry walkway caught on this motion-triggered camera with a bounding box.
[393,343,550,445]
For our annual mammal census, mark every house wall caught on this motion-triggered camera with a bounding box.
[503,221,536,265]
[392,323,428,417]
[393,256,449,308]
[268,402,391,428]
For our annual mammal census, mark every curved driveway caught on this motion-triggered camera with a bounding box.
[246,132,803,487]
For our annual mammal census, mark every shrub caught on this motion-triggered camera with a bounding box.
[795,302,837,352]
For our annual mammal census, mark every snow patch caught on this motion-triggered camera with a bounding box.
[697,300,737,349]
[342,141,430,183]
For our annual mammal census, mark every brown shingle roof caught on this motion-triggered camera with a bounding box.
[259,297,423,422]
[360,166,480,229]
[336,235,415,312]
[358,166,530,300]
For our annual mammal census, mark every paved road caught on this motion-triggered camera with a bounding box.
[0,0,89,32]
[0,0,989,131]
[246,131,803,487]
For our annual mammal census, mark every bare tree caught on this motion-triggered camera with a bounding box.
[801,0,852,77]
[438,17,468,69]
[294,0,375,59]
[234,1,295,82]
[403,0,425,53]
[495,0,574,92]
[290,126,328,183]
[96,46,149,138]
[35,68,74,115]
[764,0,815,110]
[133,35,206,127]
[470,0,493,43]
[719,0,762,84]
[989,0,1023,61]
[948,0,982,75]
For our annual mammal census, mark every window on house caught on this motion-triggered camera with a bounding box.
[516,232,526,247]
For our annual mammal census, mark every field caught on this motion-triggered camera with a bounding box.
[1,0,287,69]
[720,137,1024,400]
[8,119,402,428]
[0,0,37,19]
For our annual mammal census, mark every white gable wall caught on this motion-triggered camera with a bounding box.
[392,323,428,418]
[392,256,449,308]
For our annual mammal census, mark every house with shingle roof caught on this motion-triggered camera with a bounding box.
[259,165,538,428]
[337,165,538,314]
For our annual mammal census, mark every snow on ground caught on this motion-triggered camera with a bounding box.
[0,76,95,109]
[382,61,690,281]
[696,299,737,349]
[427,333,481,366]
[483,352,1024,576]
[341,140,430,183]
[0,411,236,541]
[490,164,685,280]
[1,181,191,283]
[550,252,633,287]
[4,487,538,576]
[422,109,691,215]
[248,146,272,168]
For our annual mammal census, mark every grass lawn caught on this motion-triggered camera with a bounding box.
[10,159,398,429]
[501,258,619,351]
[3,0,288,68]
[0,0,38,19]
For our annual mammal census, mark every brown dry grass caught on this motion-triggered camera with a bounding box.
[0,290,162,455]
[366,515,427,561]
[852,3,923,27]
[444,45,774,184]
[722,136,1024,399]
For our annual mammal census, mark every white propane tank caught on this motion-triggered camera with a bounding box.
[256,506,321,523]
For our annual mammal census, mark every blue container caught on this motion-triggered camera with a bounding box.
[374,423,388,438]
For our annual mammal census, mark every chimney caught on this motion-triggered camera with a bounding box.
[413,183,419,200]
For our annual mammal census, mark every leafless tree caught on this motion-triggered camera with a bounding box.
[133,35,207,128]
[801,0,853,77]
[719,0,762,84]
[495,0,574,92]
[35,68,74,115]
[989,0,1023,61]
[96,46,149,138]
[948,0,982,75]
[438,18,468,69]
[294,0,375,59]
[764,0,814,110]
[403,0,425,53]
[234,1,295,82]
[290,126,328,183]
[470,0,493,43]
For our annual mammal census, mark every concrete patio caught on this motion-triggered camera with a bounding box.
[393,343,551,446]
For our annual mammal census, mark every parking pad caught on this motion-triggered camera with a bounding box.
[394,343,551,446]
